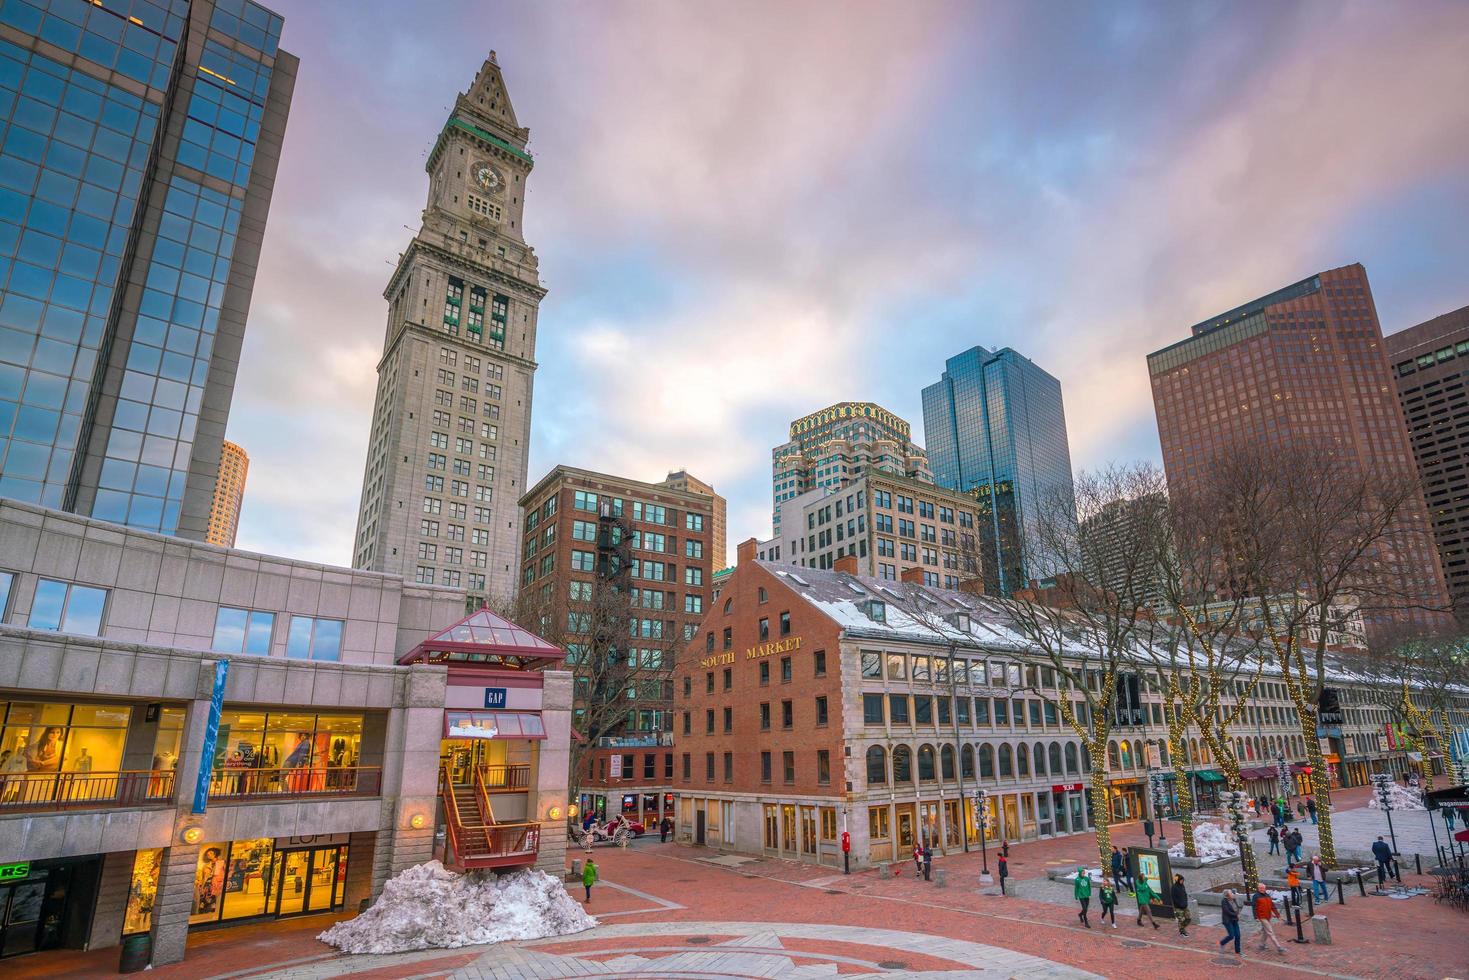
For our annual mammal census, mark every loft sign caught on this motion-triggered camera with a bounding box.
[746,636,802,660]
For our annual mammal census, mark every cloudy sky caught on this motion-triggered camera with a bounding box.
[228,0,1469,569]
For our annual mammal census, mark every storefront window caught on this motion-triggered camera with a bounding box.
[124,849,163,935]
[0,701,132,804]
[191,838,274,924]
[209,711,364,797]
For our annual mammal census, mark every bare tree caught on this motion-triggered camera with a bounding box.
[1356,629,1469,791]
[987,463,1178,869]
[1190,439,1450,866]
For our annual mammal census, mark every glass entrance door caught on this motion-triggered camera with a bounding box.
[272,846,347,918]
[0,880,45,957]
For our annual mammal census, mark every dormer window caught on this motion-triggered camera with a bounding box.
[865,600,886,623]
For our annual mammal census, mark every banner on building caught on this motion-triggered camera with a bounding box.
[191,659,230,814]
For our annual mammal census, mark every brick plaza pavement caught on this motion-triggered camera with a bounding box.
[19,787,1466,980]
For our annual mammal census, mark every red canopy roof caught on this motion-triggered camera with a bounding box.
[399,607,564,668]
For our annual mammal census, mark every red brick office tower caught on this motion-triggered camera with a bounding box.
[1147,264,1451,639]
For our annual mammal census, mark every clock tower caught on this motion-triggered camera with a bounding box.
[352,52,546,603]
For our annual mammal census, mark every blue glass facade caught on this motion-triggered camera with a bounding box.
[921,346,1074,594]
[0,0,289,534]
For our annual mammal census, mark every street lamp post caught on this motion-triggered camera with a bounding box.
[974,789,989,876]
[1371,772,1400,855]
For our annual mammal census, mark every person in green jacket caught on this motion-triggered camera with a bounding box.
[1073,868,1092,928]
[1098,874,1118,928]
[582,858,598,903]
[1133,875,1160,929]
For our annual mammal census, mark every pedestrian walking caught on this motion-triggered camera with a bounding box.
[582,858,598,903]
[1119,846,1134,889]
[1289,829,1305,863]
[1447,807,1458,831]
[1099,874,1117,928]
[1371,836,1393,888]
[922,843,933,882]
[1253,884,1286,953]
[1218,889,1242,955]
[1134,875,1160,929]
[1170,874,1190,936]
[1267,825,1280,855]
[1109,846,1125,889]
[1073,868,1092,928]
[659,817,671,843]
[913,842,923,879]
[1305,797,1317,824]
[997,854,1009,894]
[1309,855,1328,902]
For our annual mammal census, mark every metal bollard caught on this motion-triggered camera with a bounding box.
[1414,853,1421,876]
[1292,903,1308,944]
[1356,870,1366,897]
[1392,860,1402,883]
[1305,887,1314,918]
[1282,900,1292,925]
[1336,878,1346,905]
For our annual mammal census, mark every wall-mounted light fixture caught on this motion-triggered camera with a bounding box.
[548,806,562,821]
[568,804,579,818]
[409,813,427,830]
[182,827,203,844]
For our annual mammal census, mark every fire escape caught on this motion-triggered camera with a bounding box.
[586,501,634,744]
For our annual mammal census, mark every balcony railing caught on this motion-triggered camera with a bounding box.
[207,765,381,801]
[0,770,176,812]
[480,764,531,791]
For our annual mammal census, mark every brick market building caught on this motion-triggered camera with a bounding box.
[671,540,1461,868]
[1147,263,1451,641]
[1386,304,1469,621]
[518,466,714,828]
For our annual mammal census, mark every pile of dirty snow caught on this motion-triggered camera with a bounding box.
[1367,783,1425,811]
[1169,822,1240,861]
[318,862,595,954]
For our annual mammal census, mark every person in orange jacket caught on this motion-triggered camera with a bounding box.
[1253,884,1286,953]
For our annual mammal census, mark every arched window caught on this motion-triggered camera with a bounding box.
[1188,738,1198,764]
[1049,742,1063,774]
[1033,743,1046,776]
[866,745,887,785]
[1158,741,1170,767]
[723,598,733,614]
[1108,741,1121,771]
[1112,741,1125,770]
[961,744,975,779]
[1200,740,1211,765]
[940,745,955,781]
[1016,744,1029,777]
[998,743,1013,777]
[1065,742,1079,774]
[979,744,995,779]
[918,745,937,781]
[1081,743,1092,773]
[893,745,913,783]
[1131,741,1145,769]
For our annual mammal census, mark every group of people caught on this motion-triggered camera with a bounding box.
[1267,824,1306,862]
[1256,795,1318,826]
[1075,862,1192,935]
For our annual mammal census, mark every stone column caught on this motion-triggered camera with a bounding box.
[149,843,200,966]
[534,670,573,874]
[341,831,378,913]
[87,849,135,950]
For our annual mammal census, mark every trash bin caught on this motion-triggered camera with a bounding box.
[119,933,152,973]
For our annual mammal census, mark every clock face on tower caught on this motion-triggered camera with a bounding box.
[473,163,502,194]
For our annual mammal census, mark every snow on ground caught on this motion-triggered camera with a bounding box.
[318,862,596,954]
[1169,821,1240,861]
[1367,783,1426,811]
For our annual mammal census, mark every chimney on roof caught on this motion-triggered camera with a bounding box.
[833,554,859,576]
[900,566,925,585]
[957,578,986,596]
[737,537,758,566]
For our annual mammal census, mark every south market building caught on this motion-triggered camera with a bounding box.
[671,538,1468,868]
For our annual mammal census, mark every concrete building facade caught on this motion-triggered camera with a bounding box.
[1386,304,1469,621]
[771,402,930,538]
[1147,264,1452,640]
[0,0,296,541]
[662,469,726,570]
[352,53,545,604]
[204,438,247,547]
[0,499,570,966]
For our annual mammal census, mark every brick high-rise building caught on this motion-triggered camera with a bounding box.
[352,53,544,602]
[518,466,714,826]
[772,402,930,537]
[0,0,296,539]
[1387,304,1469,620]
[205,439,248,547]
[662,469,726,569]
[1147,264,1451,638]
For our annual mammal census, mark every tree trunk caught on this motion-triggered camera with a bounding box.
[1167,721,1196,857]
[1089,743,1112,869]
[1295,703,1337,867]
[1214,747,1261,891]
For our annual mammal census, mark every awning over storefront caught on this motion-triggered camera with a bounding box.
[444,710,546,740]
[1194,770,1225,783]
[1239,767,1272,780]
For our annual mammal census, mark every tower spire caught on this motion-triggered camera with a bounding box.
[458,51,525,146]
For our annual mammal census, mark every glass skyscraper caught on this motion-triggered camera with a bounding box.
[0,0,294,536]
[921,346,1074,594]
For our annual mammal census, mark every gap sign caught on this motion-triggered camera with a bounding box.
[483,687,507,709]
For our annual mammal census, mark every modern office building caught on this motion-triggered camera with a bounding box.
[771,402,930,537]
[352,52,545,604]
[0,498,572,966]
[1147,264,1452,640]
[670,539,1463,866]
[0,0,296,541]
[921,347,1074,596]
[755,471,990,590]
[1076,491,1169,613]
[204,437,246,546]
[518,466,713,827]
[1387,304,1469,621]
[662,469,726,569]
